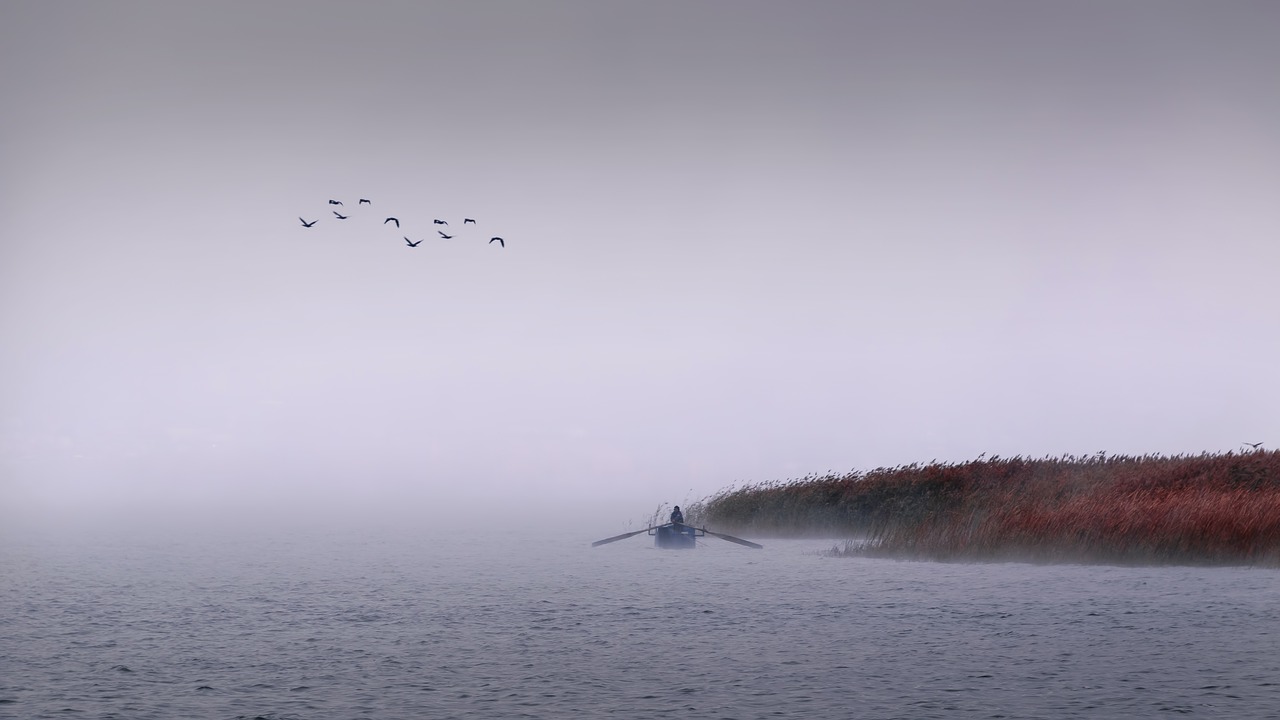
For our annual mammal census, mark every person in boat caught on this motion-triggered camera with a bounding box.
[670,505,684,526]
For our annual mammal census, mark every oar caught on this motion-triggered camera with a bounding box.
[701,527,764,549]
[591,527,656,547]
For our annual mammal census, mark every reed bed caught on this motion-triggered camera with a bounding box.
[696,450,1280,565]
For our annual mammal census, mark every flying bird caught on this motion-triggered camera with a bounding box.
[464,218,476,224]
[384,217,400,227]
[299,217,317,227]
[433,219,448,225]
[404,237,422,247]
[489,237,504,247]
[359,198,371,205]
[1243,442,1264,449]
[333,211,348,219]
[328,200,343,205]
[438,231,453,239]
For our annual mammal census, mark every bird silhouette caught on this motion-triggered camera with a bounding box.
[404,237,422,247]
[438,231,453,239]
[299,217,317,227]
[490,237,504,247]
[359,198,371,205]
[1243,442,1264,449]
[464,218,476,224]
[328,200,343,205]
[384,217,400,227]
[433,219,448,225]
[333,211,348,219]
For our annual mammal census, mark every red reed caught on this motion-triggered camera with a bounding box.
[695,451,1280,565]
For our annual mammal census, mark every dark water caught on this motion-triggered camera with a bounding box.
[2,524,1278,719]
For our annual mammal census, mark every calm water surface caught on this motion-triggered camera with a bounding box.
[2,523,1277,719]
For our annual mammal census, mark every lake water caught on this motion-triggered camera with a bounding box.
[2,522,1278,719]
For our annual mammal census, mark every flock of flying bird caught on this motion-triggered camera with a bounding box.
[298,197,505,249]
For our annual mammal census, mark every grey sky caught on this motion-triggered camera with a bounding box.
[3,2,1278,530]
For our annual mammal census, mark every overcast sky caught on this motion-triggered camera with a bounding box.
[3,1,1278,531]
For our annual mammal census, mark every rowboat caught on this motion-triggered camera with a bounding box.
[592,522,762,550]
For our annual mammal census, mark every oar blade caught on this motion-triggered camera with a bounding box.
[591,527,654,547]
[702,528,763,549]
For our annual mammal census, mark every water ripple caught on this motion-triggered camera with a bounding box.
[2,532,1277,719]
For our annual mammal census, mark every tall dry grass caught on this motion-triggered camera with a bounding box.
[697,450,1280,565]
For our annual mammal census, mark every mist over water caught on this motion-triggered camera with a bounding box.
[4,4,1279,716]
[4,522,1277,719]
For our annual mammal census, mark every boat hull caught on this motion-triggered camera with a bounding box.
[653,523,699,549]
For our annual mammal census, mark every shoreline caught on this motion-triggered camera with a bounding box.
[692,450,1280,567]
